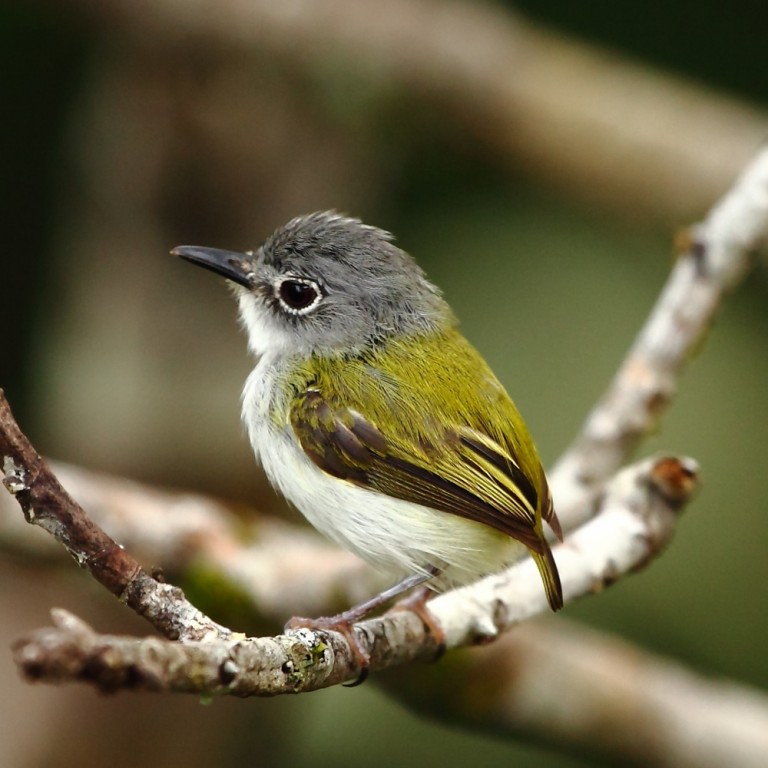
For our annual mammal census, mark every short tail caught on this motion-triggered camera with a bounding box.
[534,464,563,610]
[533,544,563,611]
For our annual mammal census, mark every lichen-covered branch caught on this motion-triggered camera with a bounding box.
[9,452,696,694]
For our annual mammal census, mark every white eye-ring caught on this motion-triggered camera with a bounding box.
[274,277,323,315]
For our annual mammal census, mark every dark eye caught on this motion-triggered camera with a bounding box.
[277,279,321,314]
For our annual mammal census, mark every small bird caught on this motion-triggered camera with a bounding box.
[174,212,562,670]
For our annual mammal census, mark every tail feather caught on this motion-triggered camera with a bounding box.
[533,544,563,611]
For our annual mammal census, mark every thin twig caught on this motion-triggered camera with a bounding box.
[0,394,229,643]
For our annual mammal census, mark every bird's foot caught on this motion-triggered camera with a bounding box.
[389,587,446,661]
[285,612,371,686]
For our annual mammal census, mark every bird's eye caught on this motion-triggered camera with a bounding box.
[276,278,322,314]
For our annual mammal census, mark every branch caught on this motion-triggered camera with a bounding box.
[7,442,768,768]
[7,443,695,693]
[551,145,768,530]
[5,142,768,693]
[0,395,230,643]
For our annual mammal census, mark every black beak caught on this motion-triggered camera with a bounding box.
[172,245,254,289]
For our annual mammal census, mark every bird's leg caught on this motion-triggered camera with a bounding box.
[285,567,442,685]
[388,573,446,661]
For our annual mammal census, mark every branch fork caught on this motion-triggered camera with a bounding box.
[4,144,768,696]
[1,387,695,693]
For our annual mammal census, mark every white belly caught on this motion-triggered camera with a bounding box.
[242,360,523,590]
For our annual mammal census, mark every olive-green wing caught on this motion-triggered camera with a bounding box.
[291,388,563,610]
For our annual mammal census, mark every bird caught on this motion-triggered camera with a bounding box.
[173,211,562,674]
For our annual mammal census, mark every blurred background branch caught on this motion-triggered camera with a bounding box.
[2,0,768,767]
[66,0,768,221]
[384,619,768,768]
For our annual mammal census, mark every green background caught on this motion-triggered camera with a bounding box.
[1,2,767,766]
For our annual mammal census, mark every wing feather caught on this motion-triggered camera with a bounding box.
[291,387,563,609]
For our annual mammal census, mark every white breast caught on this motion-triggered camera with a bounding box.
[241,358,522,590]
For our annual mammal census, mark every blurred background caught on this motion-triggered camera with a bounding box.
[1,0,768,766]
